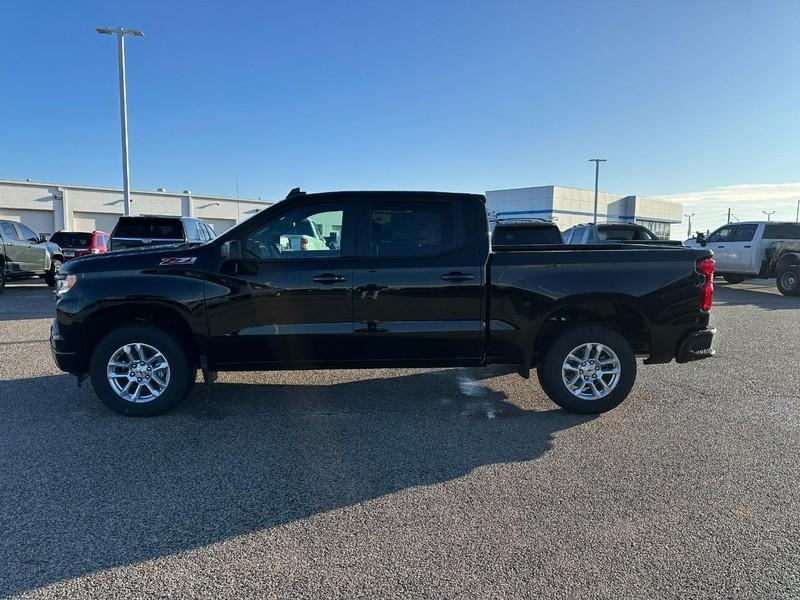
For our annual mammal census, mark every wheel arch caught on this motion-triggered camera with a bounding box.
[777,252,800,271]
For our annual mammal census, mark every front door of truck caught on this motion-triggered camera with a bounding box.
[351,197,485,364]
[16,223,49,273]
[705,225,736,271]
[727,223,759,273]
[205,201,356,367]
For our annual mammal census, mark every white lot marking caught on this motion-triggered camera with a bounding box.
[457,375,484,397]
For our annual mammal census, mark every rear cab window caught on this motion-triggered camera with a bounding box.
[112,218,185,240]
[764,224,800,240]
[493,225,562,245]
[51,232,93,247]
[596,225,656,241]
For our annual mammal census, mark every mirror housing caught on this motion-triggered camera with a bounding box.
[38,233,48,243]
[696,232,706,247]
[221,240,242,261]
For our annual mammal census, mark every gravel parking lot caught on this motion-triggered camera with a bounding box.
[1,279,798,599]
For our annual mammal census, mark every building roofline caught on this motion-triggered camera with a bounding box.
[0,178,272,205]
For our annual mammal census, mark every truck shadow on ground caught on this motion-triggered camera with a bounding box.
[0,369,591,596]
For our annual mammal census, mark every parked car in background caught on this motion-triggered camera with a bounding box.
[0,219,64,292]
[109,216,216,252]
[50,230,109,261]
[564,222,679,245]
[685,221,800,294]
[490,218,563,247]
[279,215,332,252]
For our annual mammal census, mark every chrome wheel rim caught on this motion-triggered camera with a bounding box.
[562,343,621,400]
[781,271,797,290]
[106,343,170,403]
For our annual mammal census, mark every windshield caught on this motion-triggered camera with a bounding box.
[113,218,184,240]
[50,232,93,247]
[597,226,657,241]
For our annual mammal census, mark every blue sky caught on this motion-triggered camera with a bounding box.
[1,1,799,231]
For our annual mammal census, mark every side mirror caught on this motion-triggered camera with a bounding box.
[221,240,242,261]
[38,233,48,243]
[696,232,706,247]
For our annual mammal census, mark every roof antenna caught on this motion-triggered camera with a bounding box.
[286,187,306,199]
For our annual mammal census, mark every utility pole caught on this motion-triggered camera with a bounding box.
[796,200,799,223]
[727,208,731,224]
[763,210,776,222]
[685,213,695,239]
[96,26,144,216]
[588,158,606,224]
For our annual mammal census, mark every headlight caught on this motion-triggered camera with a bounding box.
[55,274,77,297]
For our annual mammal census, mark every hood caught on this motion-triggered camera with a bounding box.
[60,242,207,275]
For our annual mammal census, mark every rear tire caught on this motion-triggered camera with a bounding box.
[776,267,800,296]
[44,258,62,287]
[537,326,637,414]
[723,274,746,284]
[89,324,196,416]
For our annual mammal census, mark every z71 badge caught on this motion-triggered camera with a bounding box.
[159,257,197,266]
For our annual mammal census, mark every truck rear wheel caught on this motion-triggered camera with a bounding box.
[44,258,62,287]
[537,326,637,414]
[776,268,800,296]
[723,274,746,284]
[89,324,196,416]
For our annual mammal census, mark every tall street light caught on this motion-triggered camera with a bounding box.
[589,159,606,224]
[763,210,775,222]
[685,213,695,239]
[96,26,144,216]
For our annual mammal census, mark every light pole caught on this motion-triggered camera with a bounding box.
[796,200,799,223]
[589,159,606,224]
[685,213,694,239]
[763,210,775,222]
[96,26,144,216]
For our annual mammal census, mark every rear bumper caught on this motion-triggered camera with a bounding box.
[50,319,81,374]
[676,327,716,363]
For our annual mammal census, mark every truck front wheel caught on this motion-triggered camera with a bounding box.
[537,326,637,415]
[89,324,196,416]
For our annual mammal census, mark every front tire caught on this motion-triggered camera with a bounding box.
[776,267,800,296]
[44,258,62,287]
[89,324,196,416]
[537,326,637,414]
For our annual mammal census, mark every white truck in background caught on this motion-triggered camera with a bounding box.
[685,221,800,295]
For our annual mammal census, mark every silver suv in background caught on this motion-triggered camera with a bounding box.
[563,222,674,245]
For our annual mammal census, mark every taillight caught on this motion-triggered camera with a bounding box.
[300,237,308,251]
[698,257,715,311]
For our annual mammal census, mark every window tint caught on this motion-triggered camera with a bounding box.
[596,225,656,241]
[732,224,758,242]
[18,223,39,242]
[562,228,575,243]
[764,223,800,240]
[706,226,734,243]
[370,201,457,257]
[245,204,344,259]
[113,218,184,240]
[1,222,20,240]
[206,224,217,239]
[51,232,93,247]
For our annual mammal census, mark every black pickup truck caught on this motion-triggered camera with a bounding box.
[51,190,716,416]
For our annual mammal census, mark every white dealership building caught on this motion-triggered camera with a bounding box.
[0,179,273,236]
[486,185,683,239]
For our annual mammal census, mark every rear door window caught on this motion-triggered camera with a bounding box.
[732,224,758,242]
[369,201,459,257]
[1,222,20,240]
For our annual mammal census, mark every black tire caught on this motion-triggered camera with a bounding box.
[44,258,62,287]
[89,324,196,416]
[776,267,800,296]
[537,325,637,415]
[723,274,746,284]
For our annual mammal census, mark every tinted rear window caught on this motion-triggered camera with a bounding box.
[113,219,184,240]
[764,224,800,240]
[597,226,656,241]
[50,232,93,247]
[493,225,563,245]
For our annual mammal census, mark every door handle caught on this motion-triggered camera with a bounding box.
[312,273,347,284]
[717,245,725,248]
[441,272,475,282]
[743,245,752,248]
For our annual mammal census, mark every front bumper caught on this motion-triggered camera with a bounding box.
[50,318,81,374]
[676,327,716,363]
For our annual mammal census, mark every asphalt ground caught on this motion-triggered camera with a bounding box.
[0,279,798,599]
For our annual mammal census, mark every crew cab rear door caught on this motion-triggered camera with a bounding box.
[351,197,485,364]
